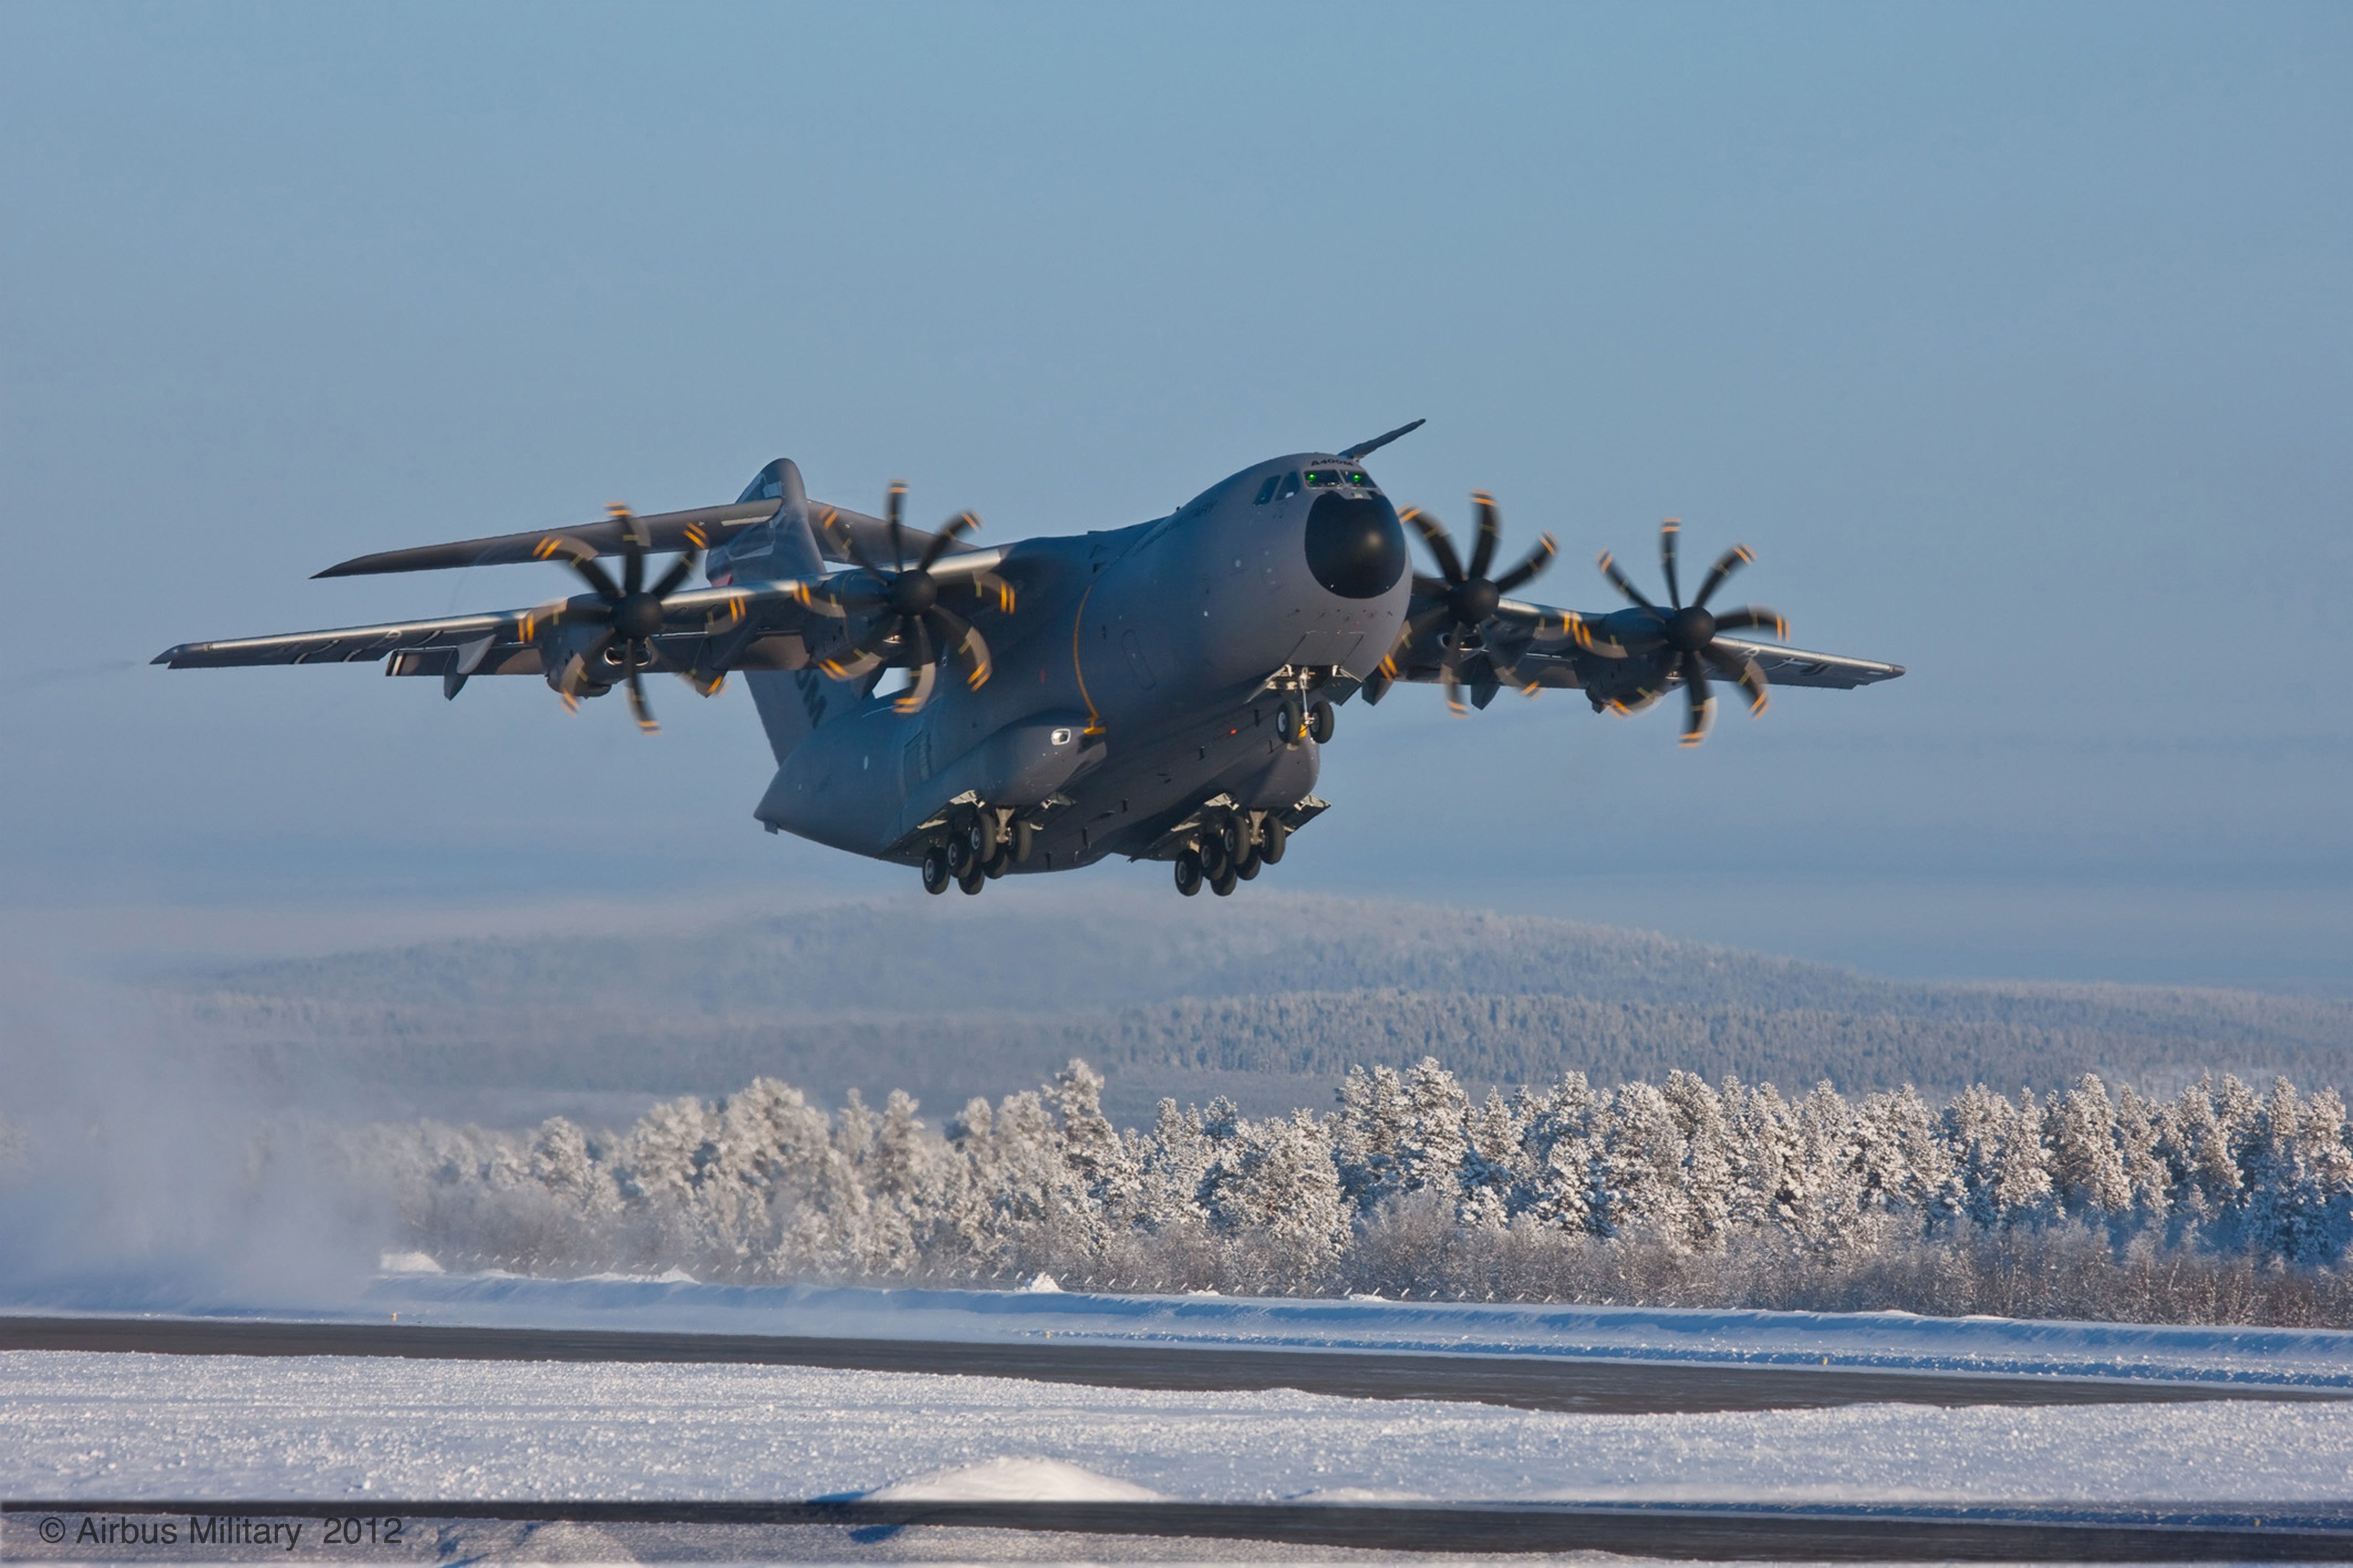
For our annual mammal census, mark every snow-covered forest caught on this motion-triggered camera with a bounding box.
[376,1060,2353,1325]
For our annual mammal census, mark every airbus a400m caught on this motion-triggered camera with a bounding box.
[159,421,1903,898]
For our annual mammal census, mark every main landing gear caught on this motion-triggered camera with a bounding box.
[920,804,1033,895]
[1174,808,1287,898]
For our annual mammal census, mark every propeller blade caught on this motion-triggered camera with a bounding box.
[898,612,934,674]
[817,507,885,576]
[1492,533,1559,594]
[1678,649,1714,747]
[1562,611,1629,659]
[649,549,703,600]
[1468,491,1502,581]
[625,665,658,734]
[609,503,651,552]
[1598,551,1657,609]
[1659,519,1682,608]
[557,630,615,697]
[1704,642,1771,716]
[817,622,895,679]
[916,510,980,572]
[560,552,622,603]
[1403,508,1467,585]
[1390,604,1452,663]
[1411,573,1451,599]
[894,655,938,715]
[925,604,992,689]
[1691,544,1754,609]
[885,481,908,571]
[1710,606,1789,638]
[1440,640,1468,716]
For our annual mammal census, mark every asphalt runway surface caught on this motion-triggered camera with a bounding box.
[10,1499,2353,1561]
[1,1313,2340,1414]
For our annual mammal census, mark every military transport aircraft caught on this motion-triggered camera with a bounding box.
[157,421,1902,897]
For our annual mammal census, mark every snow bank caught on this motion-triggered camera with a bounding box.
[347,1273,2353,1389]
[864,1457,1160,1501]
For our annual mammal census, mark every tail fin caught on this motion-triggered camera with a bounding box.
[715,460,863,765]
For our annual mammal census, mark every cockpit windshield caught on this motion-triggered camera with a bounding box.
[1259,468,1373,503]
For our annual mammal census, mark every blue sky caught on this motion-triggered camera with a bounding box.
[2,3,2348,987]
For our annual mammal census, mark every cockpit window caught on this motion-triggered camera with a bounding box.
[1254,474,1281,505]
[1346,470,1370,487]
[1304,469,1340,487]
[1277,471,1301,501]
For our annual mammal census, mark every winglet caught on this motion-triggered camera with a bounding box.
[1339,418,1425,462]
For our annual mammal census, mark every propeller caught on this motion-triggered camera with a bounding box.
[1578,518,1788,747]
[811,482,995,715]
[1367,491,1558,713]
[528,504,711,733]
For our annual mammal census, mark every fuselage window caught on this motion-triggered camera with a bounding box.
[1277,471,1301,501]
[1254,474,1281,505]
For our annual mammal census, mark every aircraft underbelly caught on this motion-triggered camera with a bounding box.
[1024,700,1321,871]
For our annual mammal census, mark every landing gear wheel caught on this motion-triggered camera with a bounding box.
[1277,697,1306,747]
[1219,812,1249,863]
[1174,849,1203,897]
[1009,819,1035,865]
[1260,817,1289,865]
[946,834,975,881]
[1235,840,1262,881]
[984,850,1007,879]
[1308,699,1334,744]
[957,858,986,895]
[1199,832,1230,882]
[966,812,994,870]
[921,845,951,895]
[1210,864,1239,896]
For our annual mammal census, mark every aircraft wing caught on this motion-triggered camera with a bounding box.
[315,499,975,578]
[155,574,856,683]
[1370,591,1902,725]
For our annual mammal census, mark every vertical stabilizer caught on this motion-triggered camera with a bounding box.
[713,460,860,765]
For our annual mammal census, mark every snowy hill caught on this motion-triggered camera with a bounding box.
[154,890,2353,1125]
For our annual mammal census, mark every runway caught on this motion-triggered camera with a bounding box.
[1,1313,2336,1415]
[9,1498,2353,1561]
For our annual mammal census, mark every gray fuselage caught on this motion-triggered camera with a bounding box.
[749,453,1410,871]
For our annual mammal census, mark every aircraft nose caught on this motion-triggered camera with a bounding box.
[1302,491,1407,599]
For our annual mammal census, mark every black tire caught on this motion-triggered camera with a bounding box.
[984,851,1007,879]
[1210,864,1239,896]
[1260,817,1289,865]
[1220,812,1249,862]
[967,813,994,867]
[1235,842,1261,881]
[921,846,951,895]
[946,834,974,879]
[1277,697,1305,747]
[1010,819,1035,864]
[1309,699,1334,744]
[1199,832,1229,881]
[1174,849,1203,897]
[957,858,986,895]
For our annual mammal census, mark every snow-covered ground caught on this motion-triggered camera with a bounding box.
[4,1349,2351,1505]
[333,1271,2353,1390]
